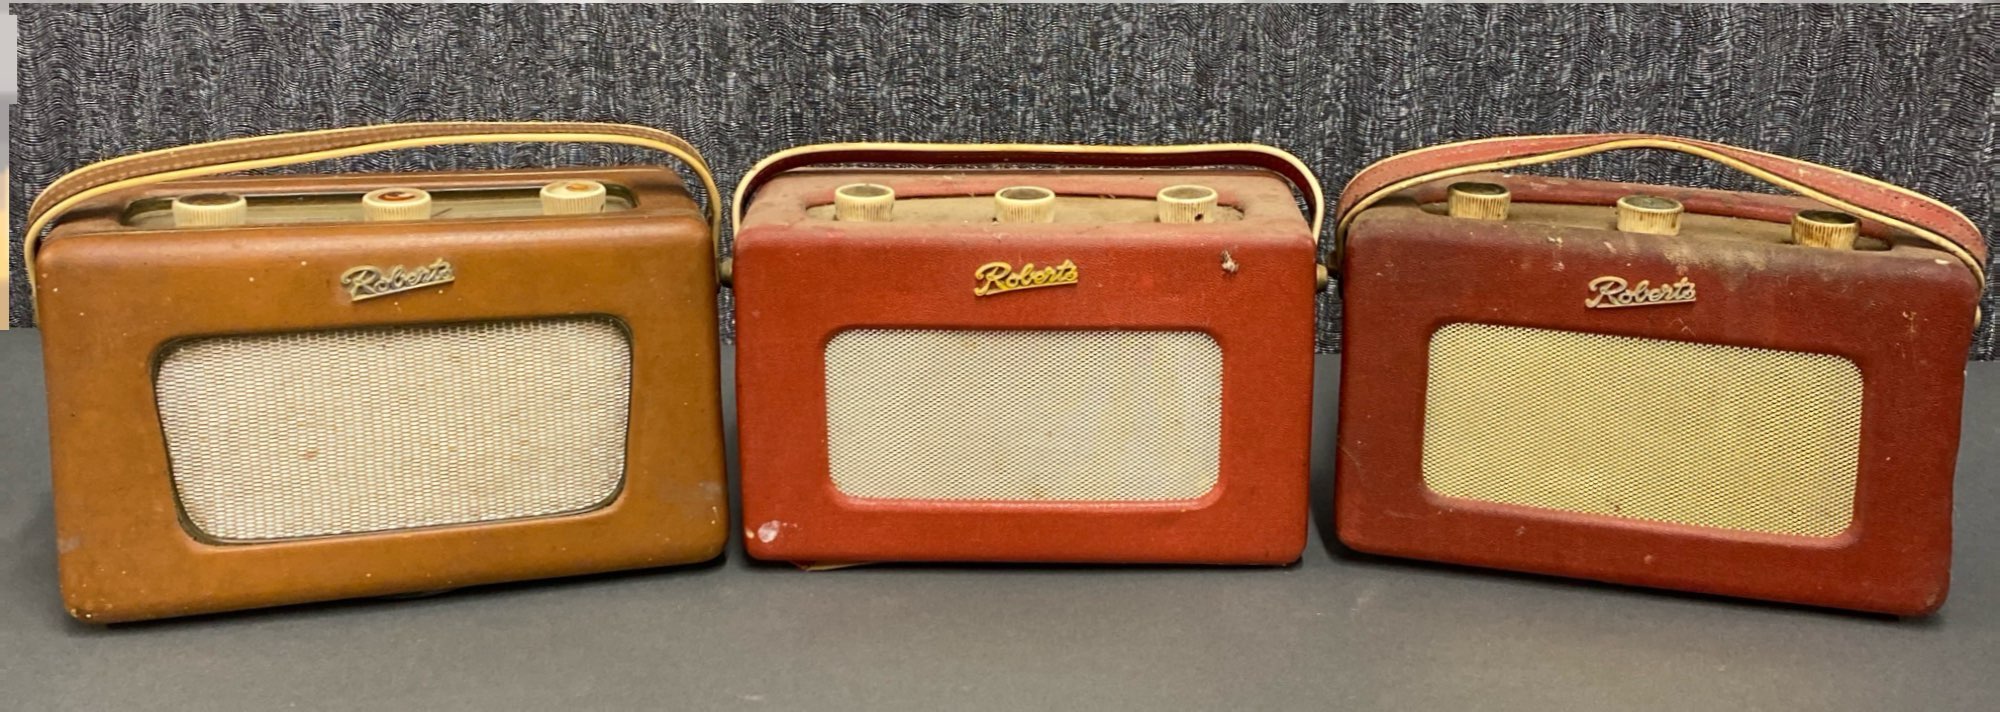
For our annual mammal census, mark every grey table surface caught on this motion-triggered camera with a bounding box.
[0,327,1994,711]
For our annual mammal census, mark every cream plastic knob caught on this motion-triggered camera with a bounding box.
[834,183,895,222]
[994,186,1056,223]
[1157,184,1219,224]
[1616,194,1684,236]
[362,187,433,222]
[1792,210,1861,250]
[171,193,248,228]
[540,179,608,215]
[1446,181,1511,221]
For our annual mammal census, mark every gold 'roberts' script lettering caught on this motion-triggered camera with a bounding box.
[341,258,456,302]
[973,260,1080,297]
[1584,275,1697,309]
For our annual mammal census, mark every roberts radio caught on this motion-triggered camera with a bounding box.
[1333,134,1985,615]
[730,143,1325,566]
[26,122,728,621]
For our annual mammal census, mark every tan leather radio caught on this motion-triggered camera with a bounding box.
[23,122,729,622]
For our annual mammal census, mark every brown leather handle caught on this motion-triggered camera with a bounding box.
[1332,133,1987,288]
[24,121,722,294]
[733,142,1325,245]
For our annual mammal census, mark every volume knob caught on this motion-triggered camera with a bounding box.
[171,193,248,228]
[1792,210,1861,250]
[1446,182,1511,221]
[1616,194,1684,236]
[1156,184,1219,224]
[540,179,608,215]
[834,183,896,222]
[362,187,432,222]
[995,186,1056,223]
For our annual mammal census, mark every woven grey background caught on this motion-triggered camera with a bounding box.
[10,3,1998,355]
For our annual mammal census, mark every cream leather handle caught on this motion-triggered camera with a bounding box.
[732,142,1326,246]
[23,121,723,294]
[1332,134,1987,290]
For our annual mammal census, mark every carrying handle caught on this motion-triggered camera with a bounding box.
[732,142,1326,246]
[22,121,723,296]
[1331,133,1987,290]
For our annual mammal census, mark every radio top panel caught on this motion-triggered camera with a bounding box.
[120,181,641,229]
[798,180,1250,225]
[1381,172,1903,252]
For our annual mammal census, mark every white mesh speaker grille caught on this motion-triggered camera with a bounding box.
[154,316,632,542]
[823,329,1223,501]
[1422,323,1863,537]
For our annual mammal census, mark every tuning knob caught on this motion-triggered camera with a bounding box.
[540,179,608,215]
[171,193,248,228]
[994,186,1057,223]
[362,187,433,222]
[1446,182,1511,221]
[1156,184,1219,224]
[1792,210,1861,250]
[834,183,896,222]
[1616,194,1684,236]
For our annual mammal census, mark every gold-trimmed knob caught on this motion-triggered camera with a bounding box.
[540,179,607,215]
[171,193,248,228]
[1616,194,1684,236]
[994,186,1056,223]
[1446,181,1510,221]
[834,183,895,222]
[1157,184,1219,224]
[1792,210,1861,250]
[362,187,433,222]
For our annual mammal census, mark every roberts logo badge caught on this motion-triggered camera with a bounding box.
[341,258,456,302]
[973,260,1079,297]
[1585,275,1696,309]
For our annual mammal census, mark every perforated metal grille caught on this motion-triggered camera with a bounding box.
[823,329,1222,501]
[1422,323,1863,537]
[154,317,632,542]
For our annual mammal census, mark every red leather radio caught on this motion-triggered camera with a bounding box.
[730,143,1325,566]
[1333,134,1985,615]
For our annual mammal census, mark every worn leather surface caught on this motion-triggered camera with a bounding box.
[23,121,724,296]
[35,166,727,622]
[1332,133,1988,287]
[735,168,1315,565]
[1335,173,1978,615]
[733,143,1324,243]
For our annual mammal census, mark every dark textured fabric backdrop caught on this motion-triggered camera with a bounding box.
[11,3,1999,355]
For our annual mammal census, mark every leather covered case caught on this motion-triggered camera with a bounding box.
[731,144,1326,566]
[1333,134,1986,615]
[25,122,729,622]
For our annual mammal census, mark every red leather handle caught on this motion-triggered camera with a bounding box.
[1332,134,1986,286]
[733,142,1324,244]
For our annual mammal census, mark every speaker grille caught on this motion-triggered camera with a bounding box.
[1422,323,1863,537]
[155,316,632,542]
[823,329,1222,501]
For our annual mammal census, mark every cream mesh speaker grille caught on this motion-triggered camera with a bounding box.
[154,316,632,542]
[823,329,1222,501]
[1422,323,1863,537]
